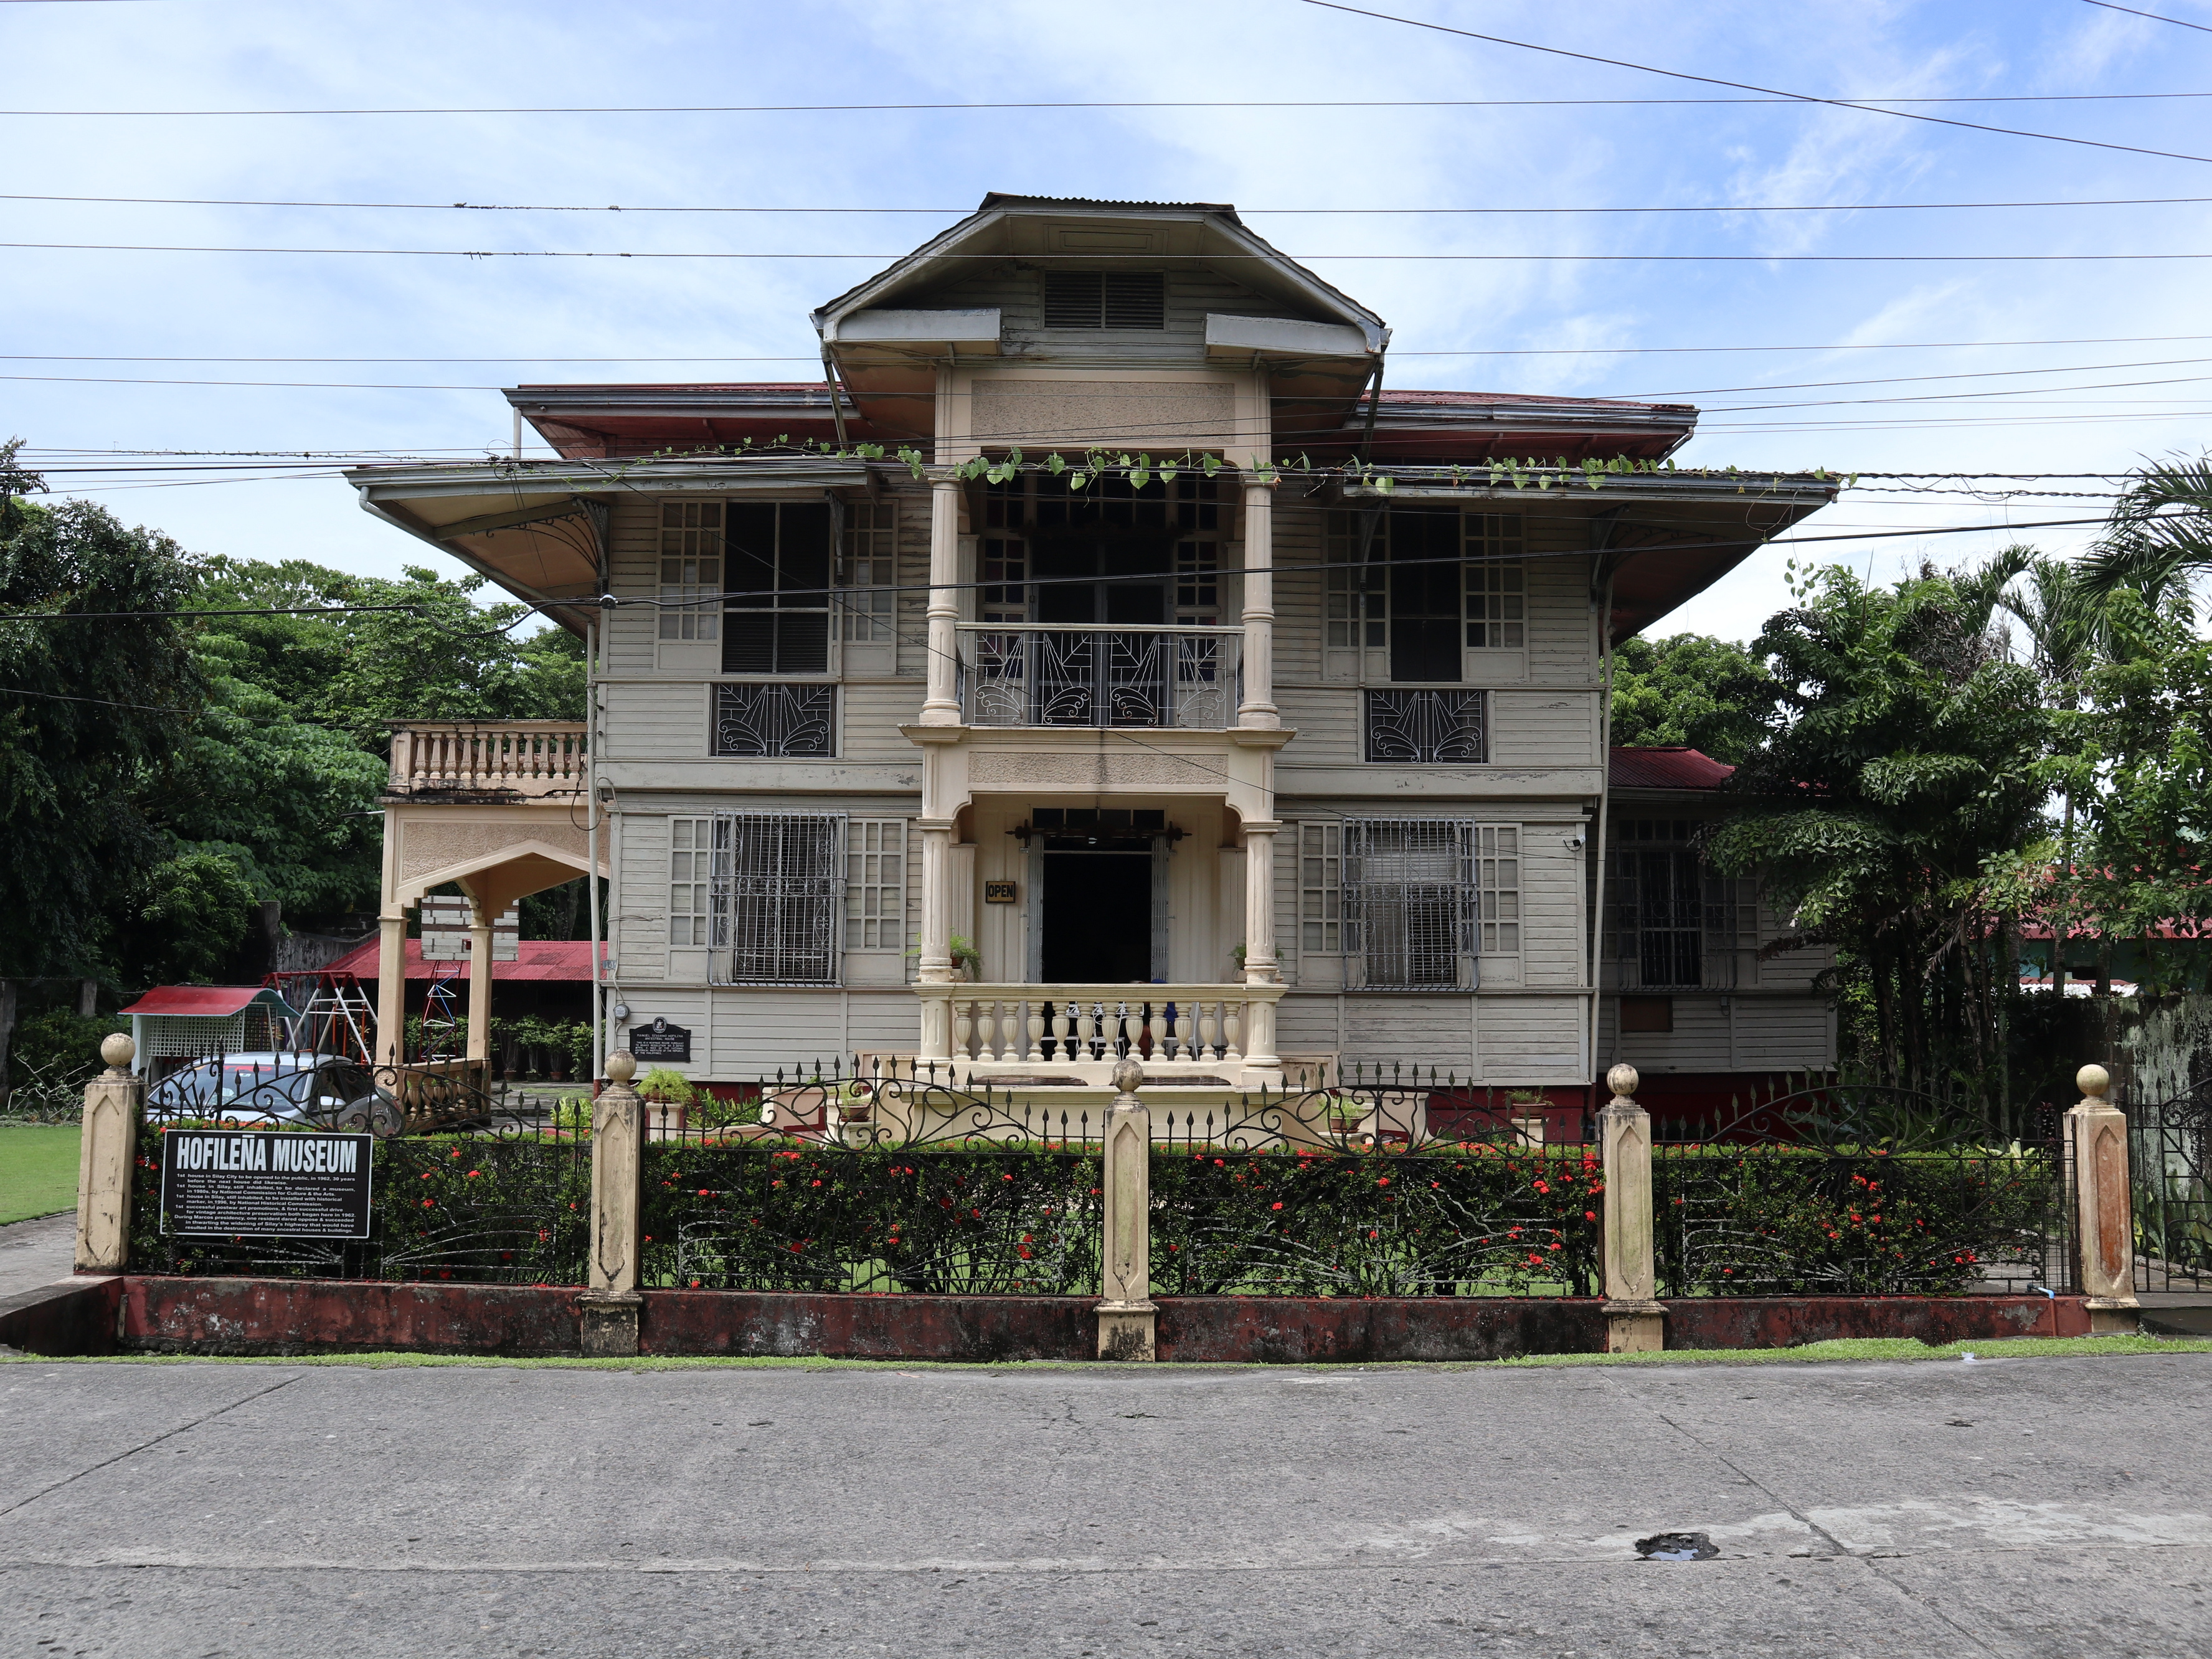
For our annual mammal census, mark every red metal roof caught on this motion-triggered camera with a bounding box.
[1609,747,1734,791]
[119,985,298,1018]
[325,937,602,983]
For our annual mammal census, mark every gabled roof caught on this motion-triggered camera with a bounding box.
[811,192,1386,349]
[120,985,302,1019]
[1609,747,1735,791]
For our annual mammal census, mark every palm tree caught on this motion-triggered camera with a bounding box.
[2082,453,2212,610]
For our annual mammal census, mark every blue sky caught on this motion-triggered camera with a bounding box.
[7,0,2212,640]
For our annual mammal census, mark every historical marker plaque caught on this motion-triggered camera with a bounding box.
[629,1018,692,1064]
[161,1130,374,1239]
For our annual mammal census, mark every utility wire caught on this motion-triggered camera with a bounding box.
[16,332,2212,364]
[2077,0,2212,34]
[10,191,2212,214]
[11,241,2212,261]
[1298,0,2212,167]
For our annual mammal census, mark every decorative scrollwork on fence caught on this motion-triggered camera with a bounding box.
[2127,1079,2212,1293]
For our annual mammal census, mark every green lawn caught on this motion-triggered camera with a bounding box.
[0,1124,80,1224]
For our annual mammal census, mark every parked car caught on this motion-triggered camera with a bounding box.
[148,1052,402,1137]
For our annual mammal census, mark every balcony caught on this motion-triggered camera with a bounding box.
[958,626,1242,730]
[386,721,588,798]
[915,983,1285,1090]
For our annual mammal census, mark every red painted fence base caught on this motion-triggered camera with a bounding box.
[0,1277,2109,1361]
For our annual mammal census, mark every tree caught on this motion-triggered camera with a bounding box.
[1607,633,1772,764]
[1706,562,2051,1108]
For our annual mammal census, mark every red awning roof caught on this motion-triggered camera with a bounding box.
[326,937,603,983]
[1610,747,1734,791]
[119,985,300,1018]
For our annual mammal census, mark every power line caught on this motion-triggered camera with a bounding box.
[11,191,2212,215]
[9,91,2212,116]
[0,684,192,715]
[1298,0,2212,167]
[2077,0,2212,34]
[10,241,2212,262]
[15,333,2212,366]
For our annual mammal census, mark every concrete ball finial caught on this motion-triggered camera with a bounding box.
[606,1050,638,1085]
[2076,1063,2110,1102]
[1606,1062,1640,1101]
[1110,1055,1144,1097]
[100,1032,135,1073]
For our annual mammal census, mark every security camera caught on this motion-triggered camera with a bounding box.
[1566,830,1589,850]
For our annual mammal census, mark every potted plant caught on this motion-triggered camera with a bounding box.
[638,1067,697,1133]
[905,933,984,981]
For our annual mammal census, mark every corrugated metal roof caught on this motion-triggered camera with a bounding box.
[120,985,301,1018]
[326,938,602,983]
[1609,747,1734,791]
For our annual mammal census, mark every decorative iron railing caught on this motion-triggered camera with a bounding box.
[132,1060,591,1283]
[2127,1080,2212,1293]
[1650,1085,2073,1297]
[958,625,1242,729]
[1363,689,1486,764]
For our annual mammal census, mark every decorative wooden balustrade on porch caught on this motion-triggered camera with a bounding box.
[386,722,589,796]
[914,983,1284,1086]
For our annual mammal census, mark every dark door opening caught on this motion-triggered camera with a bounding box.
[1040,848,1153,983]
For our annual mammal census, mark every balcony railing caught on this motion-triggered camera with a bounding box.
[958,625,1242,730]
[387,722,588,796]
[925,985,1275,1067]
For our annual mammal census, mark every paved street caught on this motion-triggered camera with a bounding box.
[1,1351,2206,1657]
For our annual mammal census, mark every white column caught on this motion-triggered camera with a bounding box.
[1238,478,1279,729]
[375,912,409,1066]
[465,894,494,1065]
[922,475,963,726]
[1242,820,1280,986]
[916,818,955,983]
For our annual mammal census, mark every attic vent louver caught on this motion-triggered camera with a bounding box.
[1042,270,1165,330]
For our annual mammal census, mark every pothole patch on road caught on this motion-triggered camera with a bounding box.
[1634,1531,1719,1561]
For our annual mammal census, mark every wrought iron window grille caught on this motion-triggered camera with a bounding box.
[712,683,835,759]
[1364,688,1487,764]
[1607,820,1742,990]
[1340,818,1488,991]
[708,811,846,987]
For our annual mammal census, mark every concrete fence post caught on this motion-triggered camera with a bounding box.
[1096,1056,1157,1360]
[1599,1062,1665,1354]
[76,1033,143,1274]
[2068,1064,2140,1333]
[580,1049,644,1357]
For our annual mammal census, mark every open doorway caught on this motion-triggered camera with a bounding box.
[1039,846,1153,982]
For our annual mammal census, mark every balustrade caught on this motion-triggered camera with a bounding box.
[929,986,1267,1067]
[388,722,590,795]
[958,626,1242,730]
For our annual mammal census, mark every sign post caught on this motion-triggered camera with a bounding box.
[161,1131,374,1241]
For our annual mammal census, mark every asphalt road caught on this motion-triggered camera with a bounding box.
[1,1351,2207,1658]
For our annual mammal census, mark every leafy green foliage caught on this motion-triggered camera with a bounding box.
[1608,633,1772,764]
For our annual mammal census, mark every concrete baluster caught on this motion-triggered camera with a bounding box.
[1096,1056,1158,1360]
[1599,1062,1665,1354]
[2069,1064,2142,1332]
[580,1050,645,1358]
[75,1034,143,1274]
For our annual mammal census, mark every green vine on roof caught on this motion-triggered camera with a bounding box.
[555,436,1853,498]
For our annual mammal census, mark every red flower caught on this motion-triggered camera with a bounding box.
[1584,1210,1597,1222]
[1271,1201,1284,1211]
[421,1198,434,1208]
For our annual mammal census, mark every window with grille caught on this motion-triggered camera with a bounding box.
[668,818,713,946]
[839,501,896,642]
[659,502,722,641]
[1365,688,1486,763]
[1342,819,1486,989]
[723,501,831,673]
[1610,819,1703,987]
[709,812,844,986]
[712,682,835,758]
[844,818,907,950]
[1042,270,1165,329]
[1465,515,1525,648]
[1300,821,1343,954]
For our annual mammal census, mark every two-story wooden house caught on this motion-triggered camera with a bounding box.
[348,194,1837,1110]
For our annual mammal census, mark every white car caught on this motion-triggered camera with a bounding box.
[148,1052,403,1137]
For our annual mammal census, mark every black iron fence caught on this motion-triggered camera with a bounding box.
[2127,1081,2212,1293]
[1652,1085,2073,1297]
[130,1060,591,1284]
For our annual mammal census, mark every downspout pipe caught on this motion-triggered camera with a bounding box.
[586,617,605,1085]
